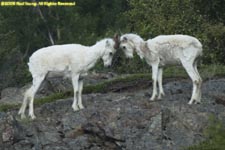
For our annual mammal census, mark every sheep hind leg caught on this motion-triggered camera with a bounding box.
[193,60,202,103]
[182,62,199,104]
[157,68,165,100]
[18,88,32,119]
[78,79,84,109]
[28,75,45,119]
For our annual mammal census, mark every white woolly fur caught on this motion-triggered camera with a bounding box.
[120,33,203,104]
[18,38,117,119]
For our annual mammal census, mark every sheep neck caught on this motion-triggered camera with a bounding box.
[130,36,145,59]
[83,40,106,70]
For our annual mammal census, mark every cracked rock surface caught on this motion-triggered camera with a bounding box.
[0,78,225,150]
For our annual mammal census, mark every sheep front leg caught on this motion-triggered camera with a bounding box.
[72,75,79,111]
[150,64,159,101]
[78,79,84,109]
[157,68,165,99]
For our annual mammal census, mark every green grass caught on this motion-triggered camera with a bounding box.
[0,103,20,112]
[34,91,72,106]
[0,91,73,112]
[200,64,225,79]
[186,116,225,150]
[0,64,225,112]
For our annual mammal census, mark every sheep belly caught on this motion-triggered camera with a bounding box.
[47,65,71,78]
[157,47,182,66]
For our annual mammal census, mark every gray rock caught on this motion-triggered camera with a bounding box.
[2,124,14,142]
[0,72,118,106]
[0,78,224,150]
[0,86,27,105]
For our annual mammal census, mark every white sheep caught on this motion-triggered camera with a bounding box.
[119,33,203,104]
[18,36,119,119]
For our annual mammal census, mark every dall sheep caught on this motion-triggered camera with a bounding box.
[119,33,203,104]
[18,36,120,119]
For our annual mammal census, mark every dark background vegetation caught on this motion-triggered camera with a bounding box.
[0,0,225,89]
[0,1,225,149]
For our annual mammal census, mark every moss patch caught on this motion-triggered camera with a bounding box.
[186,116,225,150]
[0,103,20,112]
[1,65,225,112]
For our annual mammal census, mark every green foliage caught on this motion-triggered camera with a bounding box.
[192,0,225,24]
[124,0,204,36]
[113,52,151,74]
[1,64,225,112]
[201,23,225,64]
[0,0,128,89]
[0,71,184,112]
[0,104,20,112]
[123,0,225,66]
[187,116,225,150]
[200,64,225,79]
[0,0,225,89]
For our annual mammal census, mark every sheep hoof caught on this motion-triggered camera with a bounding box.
[21,114,26,119]
[194,100,201,104]
[157,94,163,100]
[150,98,156,101]
[188,98,200,105]
[30,114,36,120]
[157,97,162,100]
[188,100,193,105]
[79,105,84,110]
[150,95,157,101]
[18,108,23,115]
[72,106,79,111]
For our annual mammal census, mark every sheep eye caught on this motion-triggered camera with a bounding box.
[122,46,126,50]
[109,52,113,56]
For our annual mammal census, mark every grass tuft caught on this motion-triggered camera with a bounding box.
[0,65,225,112]
[0,104,20,112]
[186,115,225,150]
